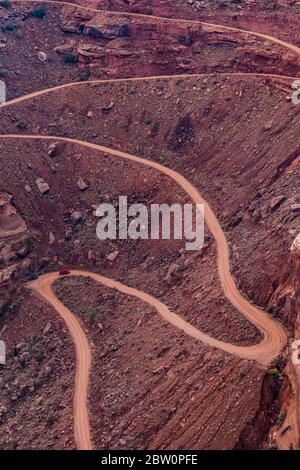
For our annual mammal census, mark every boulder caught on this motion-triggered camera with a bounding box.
[36,178,50,194]
[71,210,83,223]
[37,51,47,63]
[77,177,89,191]
[270,195,285,210]
[165,263,181,285]
[49,232,55,245]
[264,121,273,131]
[102,102,115,113]
[54,41,75,55]
[48,142,62,158]
[107,250,119,262]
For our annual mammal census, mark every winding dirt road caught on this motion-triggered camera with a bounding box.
[3,132,287,449]
[0,72,295,110]
[2,0,300,451]
[30,273,92,450]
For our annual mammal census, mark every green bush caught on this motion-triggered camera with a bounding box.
[29,5,47,19]
[85,308,97,322]
[0,68,9,78]
[80,68,90,80]
[0,0,11,9]
[177,36,192,46]
[63,52,77,64]
[1,22,16,32]
[144,117,152,125]
[28,272,38,280]
[119,24,130,37]
[46,413,56,426]
[16,119,28,130]
[268,367,280,377]
[279,410,287,424]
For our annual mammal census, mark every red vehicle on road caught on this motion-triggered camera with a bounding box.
[59,269,71,276]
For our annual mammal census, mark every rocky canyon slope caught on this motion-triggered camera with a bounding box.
[0,0,299,450]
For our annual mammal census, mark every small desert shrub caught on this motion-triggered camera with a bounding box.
[119,24,130,37]
[0,68,9,78]
[279,410,287,424]
[63,52,77,64]
[29,5,47,19]
[88,26,102,38]
[144,117,152,125]
[177,36,192,46]
[28,271,38,280]
[85,308,97,322]
[80,68,90,80]
[268,367,280,377]
[16,119,28,130]
[46,413,56,426]
[0,0,11,9]
[7,298,20,315]
[35,351,44,364]
[1,22,16,32]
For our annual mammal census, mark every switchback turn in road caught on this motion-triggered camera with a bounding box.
[9,132,285,450]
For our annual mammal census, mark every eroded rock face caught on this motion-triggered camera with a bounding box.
[60,6,94,34]
[0,193,28,266]
[59,5,300,78]
[291,234,300,315]
[291,233,300,257]
[0,264,17,314]
[0,193,29,314]
[269,234,300,328]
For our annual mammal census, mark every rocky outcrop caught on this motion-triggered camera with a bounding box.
[59,5,300,77]
[235,372,282,450]
[60,6,94,34]
[231,46,300,73]
[0,193,29,267]
[0,265,17,315]
[268,234,300,329]
[291,234,300,316]
[0,193,30,314]
[105,38,135,58]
